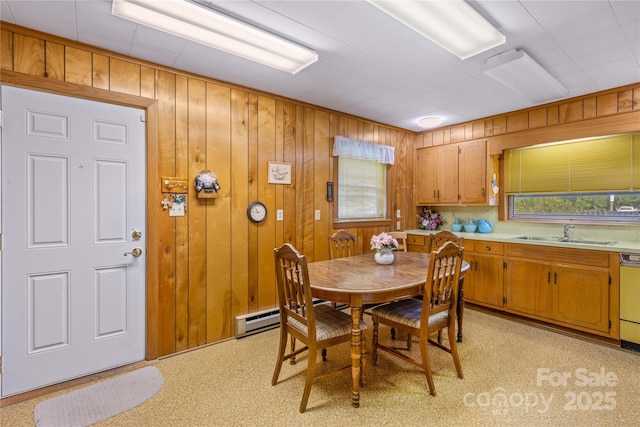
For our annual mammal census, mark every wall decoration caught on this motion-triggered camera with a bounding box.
[268,161,291,184]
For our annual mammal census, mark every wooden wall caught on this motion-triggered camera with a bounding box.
[415,83,640,154]
[0,23,415,358]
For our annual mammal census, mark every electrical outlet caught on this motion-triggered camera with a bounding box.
[315,210,321,220]
[277,210,283,221]
[396,221,401,230]
[396,209,401,218]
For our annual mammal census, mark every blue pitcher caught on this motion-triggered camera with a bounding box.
[477,219,493,233]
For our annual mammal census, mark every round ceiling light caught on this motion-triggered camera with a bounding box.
[417,116,444,129]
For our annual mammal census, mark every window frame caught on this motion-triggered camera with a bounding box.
[332,156,391,228]
[507,192,640,226]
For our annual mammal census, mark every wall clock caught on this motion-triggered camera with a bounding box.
[247,201,267,223]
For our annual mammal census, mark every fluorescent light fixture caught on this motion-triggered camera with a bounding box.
[483,49,569,104]
[111,0,318,74]
[367,0,505,59]
[417,116,444,129]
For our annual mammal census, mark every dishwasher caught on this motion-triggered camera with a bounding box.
[620,253,640,352]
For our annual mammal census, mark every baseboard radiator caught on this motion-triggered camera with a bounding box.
[235,300,347,338]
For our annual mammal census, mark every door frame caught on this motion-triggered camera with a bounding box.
[1,70,160,361]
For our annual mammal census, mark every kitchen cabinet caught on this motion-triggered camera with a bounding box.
[458,140,488,204]
[463,240,504,309]
[416,140,488,206]
[416,144,458,205]
[504,244,611,335]
[406,233,430,253]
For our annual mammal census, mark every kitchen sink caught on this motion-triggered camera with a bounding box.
[562,239,617,246]
[512,236,616,245]
[512,236,564,242]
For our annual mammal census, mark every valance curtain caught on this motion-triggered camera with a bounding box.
[333,136,395,165]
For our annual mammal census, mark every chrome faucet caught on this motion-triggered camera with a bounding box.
[563,224,575,238]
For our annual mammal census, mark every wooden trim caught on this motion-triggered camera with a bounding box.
[488,110,640,155]
[1,71,160,363]
[0,69,155,107]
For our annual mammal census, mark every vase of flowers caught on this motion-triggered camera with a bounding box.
[417,207,443,230]
[370,232,399,265]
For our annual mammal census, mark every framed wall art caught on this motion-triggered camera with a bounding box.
[268,161,291,184]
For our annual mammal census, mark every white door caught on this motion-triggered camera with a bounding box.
[1,86,146,396]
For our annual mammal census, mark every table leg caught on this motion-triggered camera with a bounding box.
[350,304,362,408]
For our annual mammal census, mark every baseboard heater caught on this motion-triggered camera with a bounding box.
[235,300,347,338]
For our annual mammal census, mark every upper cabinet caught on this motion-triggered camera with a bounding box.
[416,144,458,205]
[459,140,488,204]
[416,140,488,206]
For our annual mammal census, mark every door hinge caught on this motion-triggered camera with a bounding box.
[0,110,3,127]
[503,296,507,304]
[608,320,611,330]
[608,275,611,285]
[503,261,507,269]
[140,114,146,123]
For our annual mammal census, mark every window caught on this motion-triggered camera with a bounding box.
[509,192,640,224]
[332,135,394,223]
[337,157,386,220]
[504,132,640,224]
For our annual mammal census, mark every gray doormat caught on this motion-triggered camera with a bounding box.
[34,366,163,427]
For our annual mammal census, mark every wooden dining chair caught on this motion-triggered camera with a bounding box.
[391,230,465,346]
[429,230,465,343]
[328,229,357,259]
[272,243,364,413]
[371,241,465,397]
[388,231,407,252]
[430,230,464,251]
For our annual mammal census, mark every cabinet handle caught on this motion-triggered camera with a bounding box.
[433,190,436,199]
[485,246,491,251]
[554,272,557,284]
[547,271,551,284]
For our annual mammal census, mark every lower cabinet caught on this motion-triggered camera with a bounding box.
[504,244,612,336]
[407,234,430,253]
[463,240,504,309]
[405,234,617,338]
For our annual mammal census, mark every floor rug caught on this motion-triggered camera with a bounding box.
[34,366,163,427]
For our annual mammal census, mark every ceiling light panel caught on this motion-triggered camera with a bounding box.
[111,0,318,74]
[483,49,569,104]
[368,0,505,59]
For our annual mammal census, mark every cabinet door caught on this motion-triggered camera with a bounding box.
[464,253,503,308]
[416,148,438,204]
[505,260,553,318]
[437,145,459,204]
[553,266,609,333]
[459,140,487,204]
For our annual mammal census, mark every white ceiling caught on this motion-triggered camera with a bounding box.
[2,0,639,132]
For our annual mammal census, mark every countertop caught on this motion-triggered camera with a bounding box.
[405,229,640,254]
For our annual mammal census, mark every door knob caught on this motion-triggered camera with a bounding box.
[131,230,142,240]
[124,248,143,257]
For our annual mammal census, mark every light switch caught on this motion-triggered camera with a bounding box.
[277,210,284,221]
[396,209,401,218]
[315,210,321,220]
[169,203,185,217]
[396,221,401,230]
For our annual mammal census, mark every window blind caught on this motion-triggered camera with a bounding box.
[505,133,639,194]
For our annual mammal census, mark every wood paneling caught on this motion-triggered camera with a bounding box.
[13,34,44,76]
[1,24,638,363]
[45,41,64,80]
[1,30,13,70]
[65,46,91,86]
